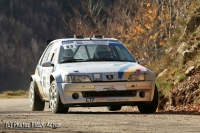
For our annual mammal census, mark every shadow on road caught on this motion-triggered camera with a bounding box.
[0,110,199,115]
[68,111,200,115]
[68,111,141,114]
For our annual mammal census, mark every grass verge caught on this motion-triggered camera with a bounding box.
[0,90,29,98]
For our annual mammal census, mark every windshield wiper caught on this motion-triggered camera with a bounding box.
[60,59,84,63]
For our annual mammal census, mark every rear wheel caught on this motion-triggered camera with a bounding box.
[29,81,45,111]
[49,81,69,114]
[107,106,122,111]
[137,85,158,114]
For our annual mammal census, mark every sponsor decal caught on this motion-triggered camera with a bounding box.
[93,73,102,81]
[62,41,76,49]
[95,98,105,102]
[95,85,125,91]
[34,67,45,98]
[106,98,129,102]
[36,67,43,87]
[42,77,46,88]
[95,98,129,102]
[86,98,95,103]
[103,85,116,91]
[75,41,109,45]
[118,64,146,79]
[92,41,109,45]
[106,75,113,80]
[62,41,74,44]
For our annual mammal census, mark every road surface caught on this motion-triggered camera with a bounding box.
[0,98,200,133]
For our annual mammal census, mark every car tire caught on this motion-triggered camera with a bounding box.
[29,81,45,111]
[49,81,69,114]
[107,106,122,111]
[137,84,158,114]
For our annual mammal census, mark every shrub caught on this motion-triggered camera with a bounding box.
[178,73,186,82]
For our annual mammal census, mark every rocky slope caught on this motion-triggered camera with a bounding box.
[156,6,200,111]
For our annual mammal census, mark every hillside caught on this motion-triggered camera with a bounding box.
[0,0,68,92]
[0,0,116,92]
[153,5,200,111]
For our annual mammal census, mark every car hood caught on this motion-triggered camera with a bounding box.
[57,62,147,80]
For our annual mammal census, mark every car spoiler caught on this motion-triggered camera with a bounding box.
[47,39,54,45]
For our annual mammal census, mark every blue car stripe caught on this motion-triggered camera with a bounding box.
[118,64,133,79]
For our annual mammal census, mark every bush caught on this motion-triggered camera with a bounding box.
[178,73,186,82]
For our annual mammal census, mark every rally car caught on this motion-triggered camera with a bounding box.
[29,35,158,114]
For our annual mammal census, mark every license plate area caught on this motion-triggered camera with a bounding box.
[95,85,126,91]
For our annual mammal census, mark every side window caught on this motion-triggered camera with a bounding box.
[59,47,64,62]
[40,44,54,64]
[49,49,57,64]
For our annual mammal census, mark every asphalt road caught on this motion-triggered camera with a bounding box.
[0,98,200,133]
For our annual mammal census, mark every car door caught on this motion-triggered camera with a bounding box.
[42,47,57,99]
[38,43,54,99]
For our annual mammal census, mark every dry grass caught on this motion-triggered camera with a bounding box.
[0,90,29,98]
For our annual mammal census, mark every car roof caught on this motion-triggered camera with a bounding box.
[48,37,122,46]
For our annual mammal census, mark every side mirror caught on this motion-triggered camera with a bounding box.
[138,59,147,66]
[41,61,51,67]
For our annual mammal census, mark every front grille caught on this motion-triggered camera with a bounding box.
[82,90,137,98]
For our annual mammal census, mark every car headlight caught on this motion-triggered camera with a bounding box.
[72,75,91,82]
[128,74,145,81]
[64,75,72,83]
[64,75,91,83]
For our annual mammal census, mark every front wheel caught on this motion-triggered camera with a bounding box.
[29,81,45,111]
[49,81,69,114]
[137,85,158,114]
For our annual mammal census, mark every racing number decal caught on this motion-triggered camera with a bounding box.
[86,98,95,103]
[43,77,46,88]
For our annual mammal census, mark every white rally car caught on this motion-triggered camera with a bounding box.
[29,35,158,114]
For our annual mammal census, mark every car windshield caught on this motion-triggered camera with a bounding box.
[58,41,136,63]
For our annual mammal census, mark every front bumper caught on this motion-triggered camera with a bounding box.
[57,81,155,107]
